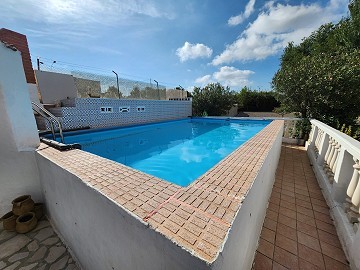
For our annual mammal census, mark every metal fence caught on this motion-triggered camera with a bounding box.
[37,60,187,100]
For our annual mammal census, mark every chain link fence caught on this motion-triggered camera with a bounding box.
[37,60,187,100]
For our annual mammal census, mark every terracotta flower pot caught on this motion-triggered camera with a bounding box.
[0,211,17,231]
[16,212,37,234]
[33,203,44,220]
[12,195,34,216]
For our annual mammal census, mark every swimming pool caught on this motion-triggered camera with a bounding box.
[60,118,271,186]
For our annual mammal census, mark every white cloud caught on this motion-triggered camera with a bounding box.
[0,0,174,26]
[214,0,348,65]
[195,75,212,84]
[195,66,254,88]
[176,42,213,62]
[228,0,256,26]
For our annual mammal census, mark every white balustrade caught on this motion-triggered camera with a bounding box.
[307,120,360,232]
[307,120,360,268]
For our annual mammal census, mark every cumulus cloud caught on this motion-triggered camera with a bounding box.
[214,0,348,65]
[228,0,256,26]
[176,42,213,62]
[195,66,254,88]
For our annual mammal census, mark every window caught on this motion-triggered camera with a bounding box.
[100,107,113,113]
[136,106,145,112]
[119,107,130,113]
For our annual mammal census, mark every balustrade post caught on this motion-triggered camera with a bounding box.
[317,133,329,165]
[309,125,318,148]
[323,139,335,168]
[344,159,360,225]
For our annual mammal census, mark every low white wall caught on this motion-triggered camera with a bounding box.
[213,122,284,270]
[36,154,210,270]
[0,42,41,214]
[35,70,77,104]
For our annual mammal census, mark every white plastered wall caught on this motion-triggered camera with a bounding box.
[0,43,41,215]
[35,70,77,104]
[35,154,210,270]
[212,122,284,270]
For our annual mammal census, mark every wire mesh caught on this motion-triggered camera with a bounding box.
[36,59,187,100]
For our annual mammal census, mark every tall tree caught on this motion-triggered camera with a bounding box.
[272,0,360,127]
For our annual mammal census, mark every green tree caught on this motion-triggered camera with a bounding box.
[192,83,235,116]
[272,0,360,127]
[129,86,141,99]
[236,87,279,111]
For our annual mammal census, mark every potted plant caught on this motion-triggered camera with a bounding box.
[293,118,311,145]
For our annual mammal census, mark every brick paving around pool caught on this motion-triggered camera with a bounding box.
[37,120,283,263]
[253,144,350,270]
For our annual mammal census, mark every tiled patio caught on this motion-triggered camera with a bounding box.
[253,144,350,270]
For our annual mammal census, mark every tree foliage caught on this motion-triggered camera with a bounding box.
[236,87,280,111]
[128,86,166,100]
[192,83,235,116]
[101,86,122,99]
[272,0,360,127]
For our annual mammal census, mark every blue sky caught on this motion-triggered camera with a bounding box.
[0,0,349,91]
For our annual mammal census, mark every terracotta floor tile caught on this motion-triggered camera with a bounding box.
[279,207,297,219]
[296,205,314,218]
[281,194,296,204]
[269,202,280,212]
[298,243,325,270]
[323,255,350,270]
[261,227,276,243]
[296,221,318,238]
[282,189,296,198]
[295,188,309,197]
[312,204,329,215]
[295,198,312,210]
[295,193,311,202]
[278,214,297,229]
[315,220,337,235]
[313,211,332,224]
[253,252,273,270]
[258,238,274,259]
[275,234,298,255]
[280,200,297,211]
[297,213,316,227]
[272,261,288,270]
[273,246,299,270]
[264,217,278,232]
[320,241,348,264]
[270,196,281,205]
[297,231,321,252]
[277,223,297,241]
[298,258,321,270]
[310,198,328,208]
[267,209,279,221]
[317,229,342,248]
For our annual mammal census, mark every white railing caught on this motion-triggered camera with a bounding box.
[307,119,360,269]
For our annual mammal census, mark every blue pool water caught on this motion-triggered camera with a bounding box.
[60,118,270,186]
